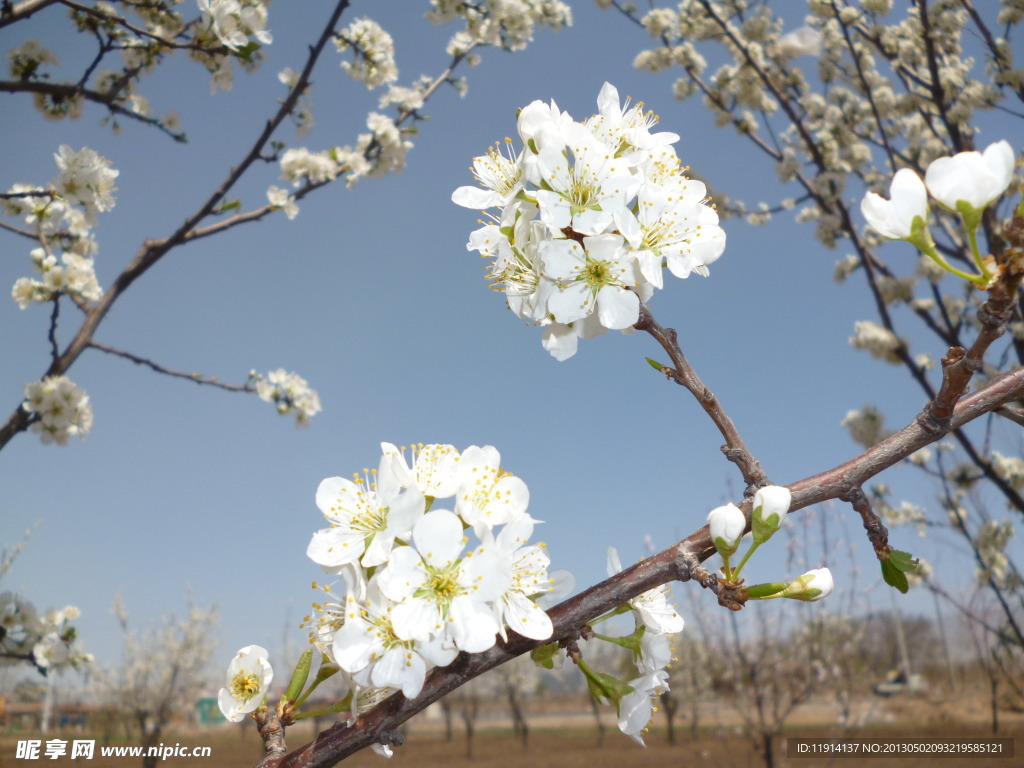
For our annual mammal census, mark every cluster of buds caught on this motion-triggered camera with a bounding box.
[706,486,834,603]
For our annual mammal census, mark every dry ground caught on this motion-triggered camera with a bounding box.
[4,692,1023,768]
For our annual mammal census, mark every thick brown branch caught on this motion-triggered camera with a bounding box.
[264,365,1024,768]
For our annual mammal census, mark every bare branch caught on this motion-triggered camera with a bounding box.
[87,341,254,393]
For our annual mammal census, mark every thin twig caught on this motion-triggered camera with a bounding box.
[634,304,768,490]
[87,341,253,392]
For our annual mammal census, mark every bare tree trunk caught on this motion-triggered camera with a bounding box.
[762,731,775,768]
[505,682,528,749]
[441,700,453,742]
[991,676,999,735]
[589,695,605,747]
[461,695,478,760]
[660,691,677,745]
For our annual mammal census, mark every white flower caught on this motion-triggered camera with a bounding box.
[707,503,745,557]
[307,452,425,570]
[280,148,338,186]
[924,140,1016,214]
[217,645,273,722]
[488,515,553,641]
[606,548,684,634]
[336,18,398,89]
[198,0,271,51]
[533,125,638,236]
[378,510,508,653]
[253,368,321,426]
[331,580,456,700]
[618,181,725,288]
[617,669,669,746]
[22,375,93,446]
[861,168,929,240]
[586,82,679,154]
[52,146,118,223]
[541,235,643,330]
[383,442,464,499]
[451,140,524,210]
[267,186,298,219]
[454,445,530,537]
[849,320,903,364]
[776,26,823,58]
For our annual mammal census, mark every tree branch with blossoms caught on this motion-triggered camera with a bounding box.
[1,0,574,453]
[194,73,1024,765]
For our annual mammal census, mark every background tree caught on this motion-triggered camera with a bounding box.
[97,594,217,768]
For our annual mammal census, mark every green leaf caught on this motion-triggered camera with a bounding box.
[284,648,313,702]
[218,198,241,214]
[530,643,559,670]
[881,559,909,593]
[746,582,789,599]
[645,357,665,372]
[889,549,919,573]
[233,42,260,63]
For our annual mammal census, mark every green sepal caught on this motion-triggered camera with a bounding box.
[881,559,909,593]
[746,582,789,599]
[890,549,919,573]
[712,535,740,559]
[233,41,260,63]
[293,692,353,720]
[955,199,983,235]
[284,649,313,702]
[580,660,634,712]
[751,506,781,546]
[530,642,560,670]
[594,625,644,657]
[645,357,665,372]
[294,653,340,708]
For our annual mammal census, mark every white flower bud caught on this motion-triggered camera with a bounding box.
[707,503,746,558]
[752,485,791,543]
[781,568,834,602]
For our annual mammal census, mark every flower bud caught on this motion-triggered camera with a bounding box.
[707,503,745,558]
[780,568,834,602]
[752,485,791,544]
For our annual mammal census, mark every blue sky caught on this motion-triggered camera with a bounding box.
[1,2,1014,682]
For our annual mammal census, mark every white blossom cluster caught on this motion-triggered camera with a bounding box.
[249,369,322,427]
[453,82,726,360]
[197,0,271,52]
[974,519,1020,592]
[336,18,398,90]
[305,443,556,701]
[849,320,904,364]
[0,594,91,674]
[841,405,891,449]
[12,248,102,309]
[191,0,271,93]
[22,376,93,446]
[273,110,409,197]
[603,547,685,745]
[428,0,573,56]
[991,451,1024,492]
[3,146,117,311]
